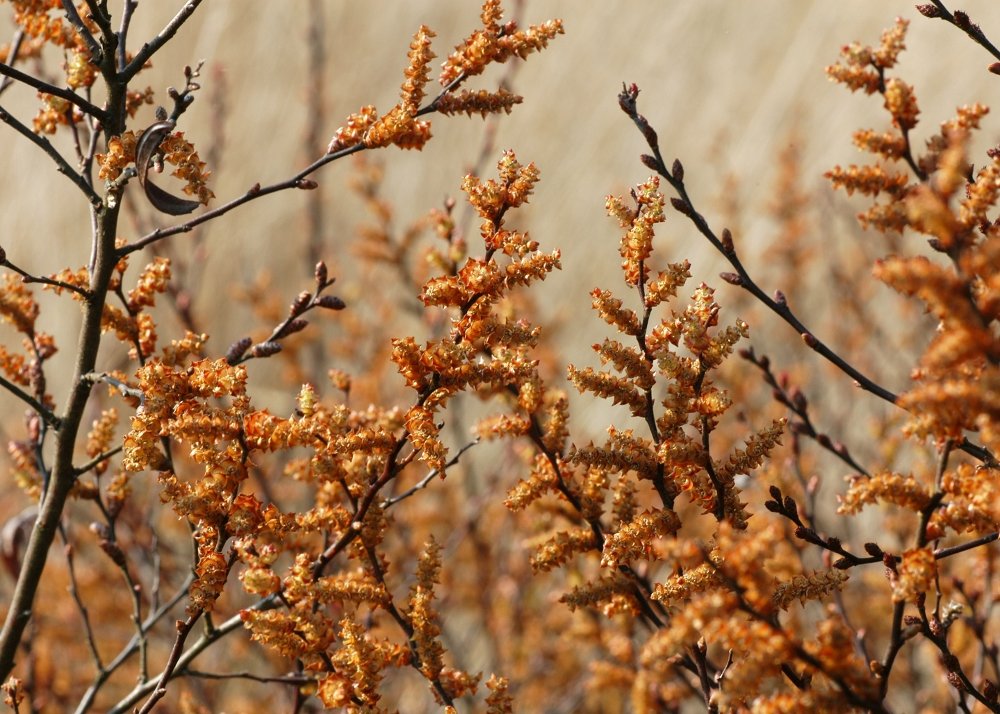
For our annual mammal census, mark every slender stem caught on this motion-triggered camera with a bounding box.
[60,0,102,61]
[0,104,103,206]
[122,0,205,81]
[0,29,24,95]
[0,188,121,685]
[134,613,201,714]
[0,374,61,430]
[0,61,106,120]
[106,597,279,714]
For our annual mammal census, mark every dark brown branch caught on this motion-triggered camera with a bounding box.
[0,29,24,96]
[0,104,103,206]
[923,1,1000,63]
[0,61,106,120]
[60,0,101,62]
[122,0,205,81]
[617,83,997,469]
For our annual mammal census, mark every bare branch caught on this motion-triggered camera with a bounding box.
[0,104,103,206]
[0,61,106,120]
[122,0,205,81]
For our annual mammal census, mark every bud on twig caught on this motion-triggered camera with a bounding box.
[719,272,742,286]
[250,341,282,359]
[640,154,658,172]
[720,228,734,253]
[915,3,941,18]
[671,158,684,182]
[315,295,347,311]
[314,261,328,287]
[225,337,253,365]
[290,291,312,316]
[275,318,308,339]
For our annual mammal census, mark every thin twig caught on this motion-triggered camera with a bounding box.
[380,439,480,508]
[179,669,315,685]
[106,596,280,714]
[617,84,998,469]
[117,0,139,72]
[0,61,106,120]
[73,445,123,475]
[122,0,205,81]
[0,374,61,430]
[2,258,91,298]
[0,104,103,206]
[60,0,101,62]
[926,1,1000,63]
[0,29,24,95]
[121,73,471,257]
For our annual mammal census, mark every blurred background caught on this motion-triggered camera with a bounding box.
[3,1,1000,407]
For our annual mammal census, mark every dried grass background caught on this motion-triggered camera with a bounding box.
[1,3,1000,709]
[1,2,997,390]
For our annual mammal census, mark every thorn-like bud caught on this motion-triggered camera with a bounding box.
[250,341,282,359]
[990,62,1000,76]
[291,291,312,315]
[915,3,941,18]
[669,197,690,215]
[225,337,253,365]
[314,261,328,286]
[640,154,658,172]
[315,295,347,310]
[276,318,308,339]
[0,246,6,263]
[719,271,742,286]
[773,290,787,306]
[817,433,832,448]
[671,158,684,182]
[248,183,261,195]
[296,178,319,190]
[953,10,972,30]
[720,228,734,253]
[864,542,882,557]
[801,332,818,348]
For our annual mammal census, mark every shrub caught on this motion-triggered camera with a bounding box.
[0,2,996,712]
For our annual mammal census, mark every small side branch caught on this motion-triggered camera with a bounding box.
[122,0,205,81]
[0,61,106,120]
[0,104,103,206]
[0,374,61,430]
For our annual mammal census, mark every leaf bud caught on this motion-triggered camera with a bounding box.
[671,158,684,182]
[276,318,309,339]
[250,341,282,359]
[720,228,734,253]
[225,337,253,365]
[315,295,347,310]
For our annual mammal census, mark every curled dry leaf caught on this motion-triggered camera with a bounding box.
[135,120,202,216]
